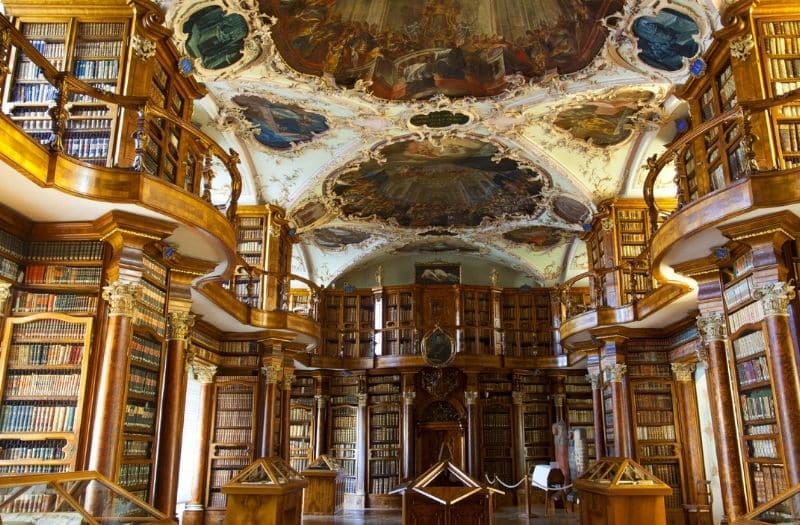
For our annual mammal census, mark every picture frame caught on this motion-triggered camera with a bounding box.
[421,328,455,368]
[415,263,461,285]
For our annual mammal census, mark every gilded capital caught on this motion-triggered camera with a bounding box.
[357,392,368,407]
[464,391,479,405]
[511,391,525,405]
[167,311,195,342]
[754,281,796,317]
[315,394,328,408]
[696,312,726,343]
[283,372,295,391]
[671,362,696,382]
[0,282,11,308]
[102,281,142,317]
[553,393,566,407]
[403,391,416,405]
[191,360,218,384]
[262,364,281,384]
[604,363,627,383]
[586,371,600,390]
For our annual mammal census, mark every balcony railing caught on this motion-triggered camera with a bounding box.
[0,16,241,222]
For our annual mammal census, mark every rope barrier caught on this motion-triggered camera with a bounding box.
[484,474,528,489]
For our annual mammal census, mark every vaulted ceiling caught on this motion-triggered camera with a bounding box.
[165,0,722,286]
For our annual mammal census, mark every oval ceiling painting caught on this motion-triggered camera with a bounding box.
[183,6,249,70]
[265,0,624,100]
[397,238,480,253]
[553,90,655,147]
[327,137,548,228]
[311,227,370,249]
[633,8,699,72]
[232,95,329,149]
[503,226,573,249]
[553,196,591,224]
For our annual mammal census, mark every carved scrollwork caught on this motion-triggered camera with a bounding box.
[729,34,755,62]
[696,311,727,343]
[754,281,796,317]
[131,34,157,61]
[167,311,196,342]
[191,360,218,384]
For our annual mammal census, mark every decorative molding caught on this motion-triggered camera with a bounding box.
[464,391,479,406]
[696,311,726,343]
[131,34,157,61]
[586,371,601,390]
[262,364,281,384]
[167,311,196,342]
[755,281,796,317]
[102,282,142,317]
[403,391,416,406]
[604,363,627,383]
[315,394,328,408]
[357,392,368,407]
[0,282,11,309]
[671,362,696,382]
[512,391,526,405]
[553,393,566,407]
[729,34,755,62]
[191,360,218,384]
[282,371,294,390]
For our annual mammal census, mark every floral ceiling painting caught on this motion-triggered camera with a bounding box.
[326,137,548,228]
[263,0,624,99]
[553,90,655,147]
[231,95,329,149]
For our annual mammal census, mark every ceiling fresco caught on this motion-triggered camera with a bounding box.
[326,137,548,228]
[633,8,700,72]
[263,0,624,100]
[230,95,330,149]
[553,90,655,147]
[396,238,481,253]
[502,226,574,250]
[310,227,371,249]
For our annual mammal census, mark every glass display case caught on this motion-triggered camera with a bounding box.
[0,470,172,524]
[735,483,800,524]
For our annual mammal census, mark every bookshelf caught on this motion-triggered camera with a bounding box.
[218,340,260,370]
[206,376,257,511]
[516,372,551,472]
[118,254,167,502]
[627,340,684,523]
[602,377,615,457]
[758,18,800,169]
[3,19,128,166]
[614,206,652,302]
[500,289,550,357]
[329,375,358,494]
[480,372,513,480]
[381,287,415,357]
[0,313,92,475]
[289,376,315,472]
[722,251,787,508]
[367,375,400,499]
[565,374,596,464]
[460,287,493,355]
[324,290,375,358]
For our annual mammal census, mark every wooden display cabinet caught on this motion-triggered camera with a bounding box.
[302,454,345,516]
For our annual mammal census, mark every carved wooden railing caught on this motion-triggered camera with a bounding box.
[643,88,800,233]
[221,264,322,321]
[0,16,241,221]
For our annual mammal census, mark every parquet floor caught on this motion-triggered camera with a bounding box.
[302,505,580,524]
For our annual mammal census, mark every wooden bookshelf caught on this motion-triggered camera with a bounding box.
[328,375,358,494]
[460,286,493,355]
[515,372,551,472]
[480,372,513,480]
[380,287,415,357]
[500,289,551,357]
[205,376,257,512]
[602,377,615,457]
[565,373,596,464]
[324,290,375,358]
[367,374,400,503]
[289,376,315,472]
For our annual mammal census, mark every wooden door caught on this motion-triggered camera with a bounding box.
[416,421,464,473]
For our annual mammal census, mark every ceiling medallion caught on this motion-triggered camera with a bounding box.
[408,110,471,130]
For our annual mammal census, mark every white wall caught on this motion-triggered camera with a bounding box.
[695,363,724,525]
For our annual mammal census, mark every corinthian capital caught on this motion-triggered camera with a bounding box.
[262,364,281,384]
[671,362,696,382]
[167,311,196,342]
[696,312,726,343]
[191,360,217,384]
[102,281,142,317]
[604,364,627,383]
[754,281,796,317]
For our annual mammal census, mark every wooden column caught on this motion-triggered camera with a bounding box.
[696,312,747,521]
[755,282,800,485]
[402,390,416,480]
[182,360,217,525]
[314,394,328,459]
[511,390,526,481]
[257,355,282,458]
[280,371,294,460]
[87,281,140,478]
[552,392,569,482]
[153,311,195,516]
[0,283,11,336]
[672,362,707,514]
[355,392,368,508]
[587,369,606,458]
[464,390,479,478]
[604,363,632,458]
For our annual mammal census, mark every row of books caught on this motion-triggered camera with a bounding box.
[289,407,312,421]
[64,133,110,160]
[236,241,262,254]
[0,404,76,433]
[751,464,787,506]
[122,439,151,458]
[5,373,80,397]
[209,468,238,488]
[22,241,102,262]
[748,438,779,459]
[332,427,356,444]
[483,460,513,479]
[0,439,66,460]
[128,369,158,397]
[65,117,112,131]
[628,363,672,377]
[133,304,165,337]
[139,281,166,311]
[3,493,57,514]
[523,413,548,427]
[215,410,251,428]
[568,409,593,424]
[8,343,83,366]
[74,40,122,57]
[29,39,65,57]
[142,255,167,287]
[289,425,311,439]
[219,355,259,367]
[733,252,754,277]
[634,394,673,410]
[213,427,252,443]
[736,356,771,386]
[73,59,119,80]
[237,217,263,228]
[208,491,227,509]
[77,22,125,38]
[22,24,67,38]
[14,60,50,80]
[724,275,755,309]
[524,429,549,444]
[635,381,672,393]
[0,257,19,280]
[369,460,398,476]
[747,423,776,436]
[216,392,253,412]
[635,424,676,441]
[370,427,398,443]
[0,231,26,259]
[12,319,85,341]
[13,291,97,313]
[11,83,57,104]
[124,402,155,430]
[237,229,263,241]
[370,476,398,494]
[778,123,800,153]
[729,301,765,333]
[626,350,669,363]
[762,20,800,36]
[0,465,67,474]
[484,429,512,446]
[764,36,800,55]
[131,335,162,368]
[741,391,776,422]
[220,341,259,354]
[118,462,151,487]
[643,462,681,487]
[767,57,800,80]
[23,264,101,286]
[636,410,674,425]
[639,444,675,457]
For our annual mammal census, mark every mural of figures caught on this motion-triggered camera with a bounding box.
[310,227,370,249]
[183,6,249,70]
[232,95,329,149]
[503,226,573,249]
[292,200,328,228]
[326,137,548,228]
[553,196,591,224]
[397,238,480,253]
[553,90,655,147]
[264,0,623,100]
[633,8,699,72]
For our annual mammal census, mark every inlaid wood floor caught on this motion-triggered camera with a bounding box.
[302,505,580,524]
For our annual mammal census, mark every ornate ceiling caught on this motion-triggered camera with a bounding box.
[165,0,722,287]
